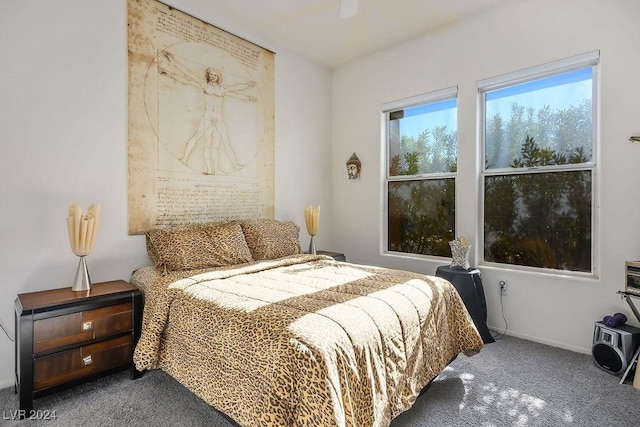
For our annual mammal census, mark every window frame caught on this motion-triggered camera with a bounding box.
[477,51,600,276]
[381,86,458,258]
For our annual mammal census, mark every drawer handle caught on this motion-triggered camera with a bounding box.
[82,355,93,366]
[82,321,93,331]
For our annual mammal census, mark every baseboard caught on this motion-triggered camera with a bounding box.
[0,377,14,390]
[486,324,591,355]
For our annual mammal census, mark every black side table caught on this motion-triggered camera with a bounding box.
[435,265,495,344]
[316,251,346,262]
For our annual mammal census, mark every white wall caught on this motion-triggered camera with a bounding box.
[0,0,332,388]
[332,0,640,354]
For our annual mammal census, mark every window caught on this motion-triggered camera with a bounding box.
[383,87,457,257]
[479,51,599,273]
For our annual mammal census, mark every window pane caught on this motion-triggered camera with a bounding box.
[484,170,592,272]
[485,67,592,169]
[388,179,455,256]
[389,99,457,176]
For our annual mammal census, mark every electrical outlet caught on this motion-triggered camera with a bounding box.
[499,280,508,296]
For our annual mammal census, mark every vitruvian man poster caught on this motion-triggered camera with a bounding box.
[127,0,275,234]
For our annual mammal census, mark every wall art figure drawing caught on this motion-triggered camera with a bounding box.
[127,0,275,234]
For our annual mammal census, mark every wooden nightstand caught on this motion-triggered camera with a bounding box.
[317,250,346,262]
[15,280,143,415]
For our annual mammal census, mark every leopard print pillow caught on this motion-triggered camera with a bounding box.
[240,218,302,260]
[146,221,254,271]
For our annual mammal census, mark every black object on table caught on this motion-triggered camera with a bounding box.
[435,265,495,344]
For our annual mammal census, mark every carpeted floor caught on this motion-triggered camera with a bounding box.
[2,335,639,426]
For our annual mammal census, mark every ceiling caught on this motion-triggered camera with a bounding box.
[186,0,513,69]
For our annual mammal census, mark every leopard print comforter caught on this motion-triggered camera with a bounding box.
[133,255,483,427]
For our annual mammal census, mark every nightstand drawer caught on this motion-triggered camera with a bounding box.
[33,334,133,392]
[33,302,133,353]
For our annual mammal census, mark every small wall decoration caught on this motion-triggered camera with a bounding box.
[346,153,361,180]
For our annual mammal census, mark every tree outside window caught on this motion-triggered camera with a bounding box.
[385,92,457,257]
[481,63,597,273]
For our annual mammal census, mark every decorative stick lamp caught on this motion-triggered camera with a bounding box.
[66,203,101,292]
[304,205,320,255]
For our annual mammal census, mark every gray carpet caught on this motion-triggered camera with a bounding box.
[2,335,639,426]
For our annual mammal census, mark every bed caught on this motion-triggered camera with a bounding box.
[132,218,484,426]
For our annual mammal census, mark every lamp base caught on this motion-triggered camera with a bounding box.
[72,256,92,292]
[308,235,316,255]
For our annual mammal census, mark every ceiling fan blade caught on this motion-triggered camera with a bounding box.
[339,0,359,19]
